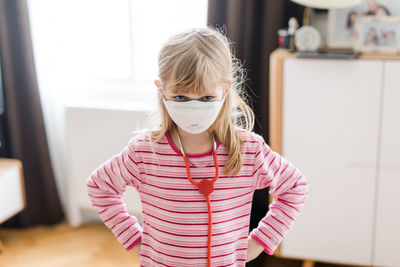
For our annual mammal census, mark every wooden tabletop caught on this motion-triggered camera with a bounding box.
[0,158,22,176]
[272,47,400,60]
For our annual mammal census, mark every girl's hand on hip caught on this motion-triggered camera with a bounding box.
[132,241,141,257]
[246,236,264,263]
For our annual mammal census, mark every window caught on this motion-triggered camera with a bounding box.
[28,0,208,107]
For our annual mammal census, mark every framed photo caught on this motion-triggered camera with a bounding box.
[327,0,400,48]
[353,15,400,53]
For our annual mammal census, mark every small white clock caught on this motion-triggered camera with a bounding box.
[294,25,321,52]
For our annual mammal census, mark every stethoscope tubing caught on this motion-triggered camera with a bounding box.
[178,132,219,267]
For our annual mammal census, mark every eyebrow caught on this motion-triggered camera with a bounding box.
[171,90,218,95]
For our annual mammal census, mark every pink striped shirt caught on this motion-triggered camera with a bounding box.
[86,128,309,266]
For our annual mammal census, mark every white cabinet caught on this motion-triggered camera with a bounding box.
[270,50,400,267]
[374,61,400,267]
[0,159,25,225]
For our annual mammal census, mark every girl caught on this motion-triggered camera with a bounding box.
[86,26,309,267]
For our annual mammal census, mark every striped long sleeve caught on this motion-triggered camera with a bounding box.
[86,137,143,251]
[249,134,309,255]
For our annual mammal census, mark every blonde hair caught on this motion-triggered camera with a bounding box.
[134,25,255,177]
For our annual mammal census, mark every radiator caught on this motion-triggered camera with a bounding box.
[65,103,150,227]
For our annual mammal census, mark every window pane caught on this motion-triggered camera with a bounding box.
[28,0,208,106]
[131,0,208,80]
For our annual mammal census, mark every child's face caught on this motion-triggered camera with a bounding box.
[155,79,231,102]
[376,7,388,16]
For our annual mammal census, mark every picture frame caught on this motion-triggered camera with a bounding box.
[353,15,400,53]
[327,0,400,49]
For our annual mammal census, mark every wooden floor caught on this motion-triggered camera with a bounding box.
[0,219,364,267]
[0,220,140,267]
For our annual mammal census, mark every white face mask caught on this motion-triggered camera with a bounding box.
[162,94,226,134]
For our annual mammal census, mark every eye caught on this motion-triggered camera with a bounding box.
[174,95,187,101]
[201,96,214,101]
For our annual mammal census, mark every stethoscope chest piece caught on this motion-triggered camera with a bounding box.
[197,179,215,196]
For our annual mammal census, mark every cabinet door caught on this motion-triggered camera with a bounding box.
[280,58,382,266]
[374,61,400,267]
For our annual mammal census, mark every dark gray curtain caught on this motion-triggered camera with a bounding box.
[208,0,304,138]
[0,0,64,227]
[208,1,304,266]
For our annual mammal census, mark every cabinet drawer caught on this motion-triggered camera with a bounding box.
[374,168,400,267]
[279,58,382,265]
[374,61,400,267]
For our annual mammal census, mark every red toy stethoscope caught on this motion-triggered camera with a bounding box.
[175,128,219,267]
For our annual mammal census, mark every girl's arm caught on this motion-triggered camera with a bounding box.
[86,137,143,251]
[249,134,310,255]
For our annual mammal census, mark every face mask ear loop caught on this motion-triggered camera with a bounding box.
[221,89,227,101]
[160,87,166,101]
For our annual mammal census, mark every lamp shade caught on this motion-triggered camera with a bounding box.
[291,0,362,9]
